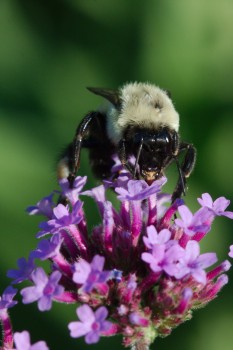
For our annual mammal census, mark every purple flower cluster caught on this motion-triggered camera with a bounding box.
[2,160,233,350]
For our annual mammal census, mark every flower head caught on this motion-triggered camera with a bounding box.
[20,160,233,348]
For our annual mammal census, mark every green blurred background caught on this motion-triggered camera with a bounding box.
[0,0,233,349]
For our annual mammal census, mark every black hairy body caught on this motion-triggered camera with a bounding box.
[57,83,196,202]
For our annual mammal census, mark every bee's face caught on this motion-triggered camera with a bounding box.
[139,149,163,184]
[132,131,169,184]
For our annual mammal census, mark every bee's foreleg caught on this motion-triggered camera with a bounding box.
[57,111,99,188]
[172,142,196,203]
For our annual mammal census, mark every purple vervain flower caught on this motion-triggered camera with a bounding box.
[142,242,184,276]
[68,304,112,344]
[26,193,55,218]
[37,200,82,238]
[13,331,49,350]
[175,205,210,237]
[0,286,18,311]
[73,255,111,293]
[198,193,233,219]
[7,255,35,284]
[143,225,171,249]
[31,234,63,260]
[174,240,218,284]
[59,175,87,205]
[16,158,233,349]
[21,268,64,311]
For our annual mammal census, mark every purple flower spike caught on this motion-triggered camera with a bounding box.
[37,200,82,237]
[31,234,63,260]
[68,304,112,344]
[175,240,217,284]
[14,331,49,350]
[0,286,18,310]
[73,255,110,293]
[59,176,87,205]
[26,193,55,218]
[7,255,35,284]
[198,193,233,219]
[21,268,64,311]
[23,155,233,348]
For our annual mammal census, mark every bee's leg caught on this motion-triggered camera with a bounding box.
[57,111,101,188]
[133,138,144,178]
[172,142,196,203]
[118,139,136,177]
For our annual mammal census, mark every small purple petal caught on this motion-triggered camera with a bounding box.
[81,185,106,203]
[31,234,63,260]
[73,259,91,284]
[91,255,105,272]
[14,331,49,350]
[116,178,166,201]
[7,255,35,284]
[85,331,100,344]
[59,176,87,204]
[26,193,55,218]
[229,245,233,258]
[95,306,108,322]
[77,304,95,324]
[0,286,18,310]
[197,193,213,207]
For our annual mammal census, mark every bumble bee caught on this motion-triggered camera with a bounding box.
[57,82,196,202]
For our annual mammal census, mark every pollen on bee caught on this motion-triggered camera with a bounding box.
[57,157,70,179]
[143,171,157,185]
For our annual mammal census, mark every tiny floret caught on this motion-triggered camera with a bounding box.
[68,305,112,344]
[21,268,64,311]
